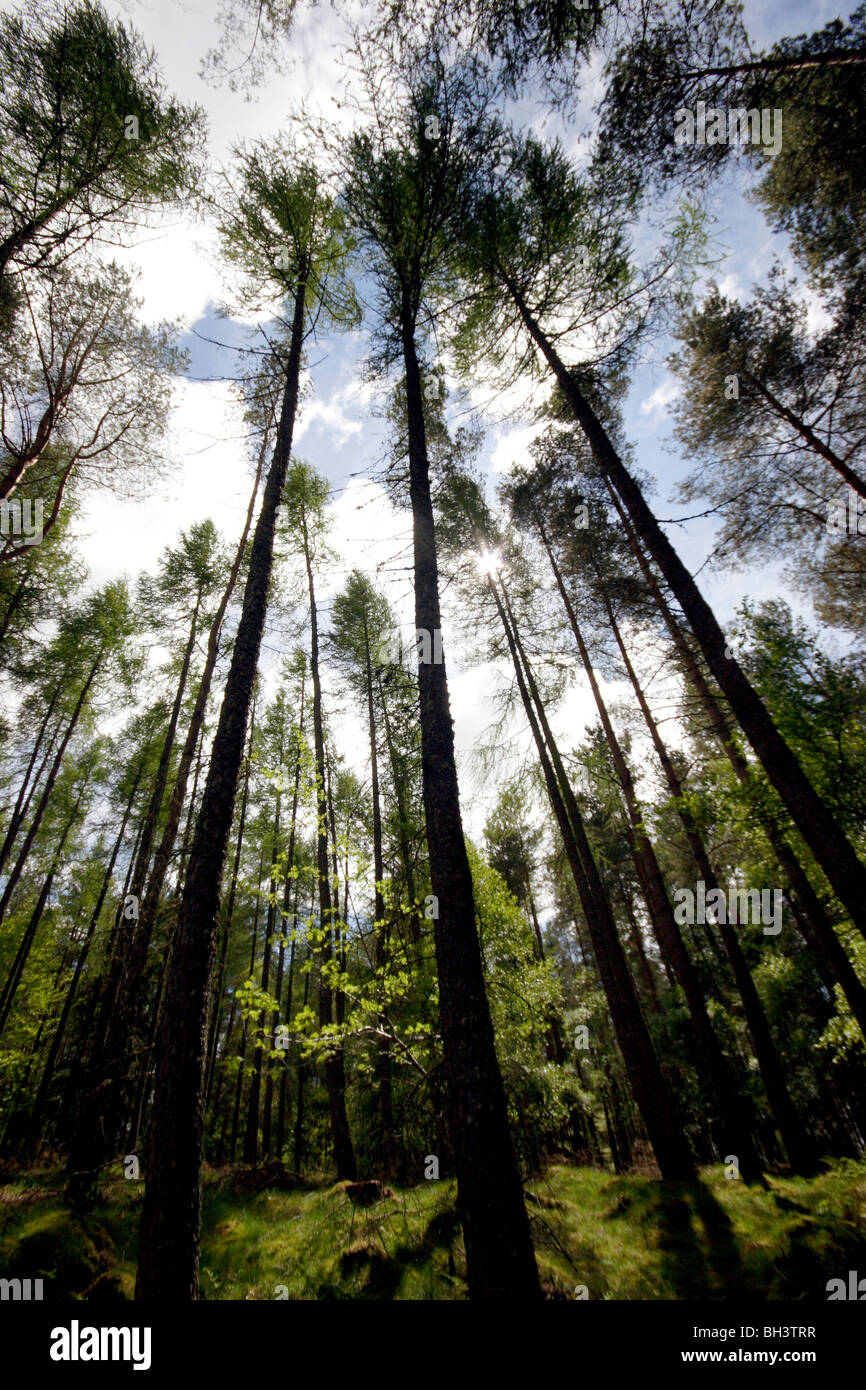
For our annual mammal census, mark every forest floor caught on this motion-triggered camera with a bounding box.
[1,1158,865,1300]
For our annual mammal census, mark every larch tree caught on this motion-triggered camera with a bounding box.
[337,48,542,1298]
[136,137,358,1300]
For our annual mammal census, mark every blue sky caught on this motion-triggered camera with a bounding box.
[47,0,856,842]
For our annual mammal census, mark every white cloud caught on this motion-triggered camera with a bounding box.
[639,375,683,422]
[488,422,546,475]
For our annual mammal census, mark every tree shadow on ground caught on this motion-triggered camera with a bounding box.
[607,1179,751,1299]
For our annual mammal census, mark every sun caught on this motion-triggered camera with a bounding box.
[476,547,503,576]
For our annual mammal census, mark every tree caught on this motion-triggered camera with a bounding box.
[0,0,204,305]
[281,460,357,1179]
[136,139,357,1300]
[451,129,866,943]
[0,261,182,557]
[338,50,542,1297]
[330,570,398,1170]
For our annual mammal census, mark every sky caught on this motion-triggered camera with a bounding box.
[24,0,853,848]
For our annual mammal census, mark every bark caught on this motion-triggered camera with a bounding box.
[611,486,866,1040]
[136,280,307,1300]
[537,521,764,1182]
[402,306,541,1298]
[602,592,817,1173]
[293,925,313,1175]
[205,737,253,1107]
[0,779,89,1036]
[377,669,420,944]
[143,430,268,981]
[742,371,866,501]
[0,681,61,882]
[302,505,357,1182]
[489,571,695,1181]
[363,604,394,1172]
[67,591,204,1203]
[275,679,304,1159]
[0,651,101,930]
[245,749,282,1166]
[25,765,143,1151]
[505,280,866,938]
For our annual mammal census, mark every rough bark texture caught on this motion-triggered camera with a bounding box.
[402,311,542,1299]
[490,573,695,1182]
[136,283,306,1300]
[506,280,866,939]
[611,487,866,1041]
[302,505,357,1182]
[538,524,764,1182]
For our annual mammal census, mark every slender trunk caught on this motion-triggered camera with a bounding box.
[205,733,254,1107]
[25,765,143,1151]
[0,575,27,644]
[402,310,541,1299]
[602,593,816,1172]
[743,371,866,501]
[0,681,61,882]
[616,872,661,1012]
[245,763,282,1166]
[611,487,866,1039]
[275,680,305,1160]
[302,510,357,1182]
[293,919,313,1175]
[377,670,419,943]
[506,282,866,938]
[537,521,763,1181]
[488,570,695,1181]
[137,279,307,1300]
[145,430,268,987]
[0,652,101,929]
[231,847,266,1165]
[66,595,204,1204]
[0,780,89,1035]
[363,606,394,1173]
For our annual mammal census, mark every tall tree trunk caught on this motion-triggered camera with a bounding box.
[363,605,394,1173]
[536,522,764,1182]
[205,734,254,1107]
[610,487,866,1040]
[301,509,357,1182]
[377,669,420,943]
[136,280,307,1300]
[228,849,266,1167]
[275,679,305,1160]
[0,777,90,1035]
[0,652,101,929]
[601,591,817,1173]
[505,280,866,938]
[67,592,204,1205]
[0,681,61,882]
[293,925,313,1175]
[144,430,268,1014]
[245,760,282,1166]
[25,764,143,1151]
[487,570,695,1181]
[401,311,541,1299]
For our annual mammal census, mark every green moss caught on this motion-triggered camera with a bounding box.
[1,1159,864,1299]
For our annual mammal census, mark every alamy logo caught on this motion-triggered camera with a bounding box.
[674,102,783,156]
[826,1270,866,1300]
[673,880,783,935]
[827,487,866,535]
[0,498,43,545]
[0,1276,43,1299]
[49,1320,152,1371]
[375,628,443,667]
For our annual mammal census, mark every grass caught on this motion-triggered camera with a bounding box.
[1,1159,864,1299]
